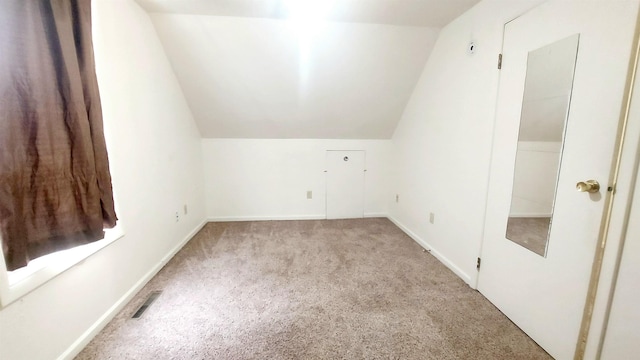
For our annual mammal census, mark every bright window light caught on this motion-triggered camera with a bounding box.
[284,0,336,96]
[6,227,120,284]
[0,225,124,307]
[284,0,335,29]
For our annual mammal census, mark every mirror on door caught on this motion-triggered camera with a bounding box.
[505,34,580,257]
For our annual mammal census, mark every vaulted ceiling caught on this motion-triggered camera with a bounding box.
[136,0,481,138]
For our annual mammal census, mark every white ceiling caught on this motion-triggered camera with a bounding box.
[136,0,481,27]
[136,1,481,139]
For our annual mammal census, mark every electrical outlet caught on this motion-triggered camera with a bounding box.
[429,213,435,224]
[183,204,188,215]
[175,212,179,222]
[395,194,399,203]
[307,190,312,199]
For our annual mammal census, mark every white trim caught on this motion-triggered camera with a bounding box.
[208,213,387,222]
[387,215,473,287]
[364,213,387,218]
[57,219,207,360]
[208,215,327,222]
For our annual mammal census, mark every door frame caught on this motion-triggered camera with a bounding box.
[580,15,640,359]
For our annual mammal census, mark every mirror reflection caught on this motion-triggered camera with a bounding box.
[505,34,580,257]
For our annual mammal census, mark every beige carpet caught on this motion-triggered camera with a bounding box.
[76,218,551,359]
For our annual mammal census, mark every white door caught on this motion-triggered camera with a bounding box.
[326,150,365,219]
[478,2,638,360]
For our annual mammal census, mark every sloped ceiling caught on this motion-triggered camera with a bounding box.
[136,1,481,139]
[136,0,481,27]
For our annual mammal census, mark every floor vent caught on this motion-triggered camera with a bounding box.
[131,290,163,319]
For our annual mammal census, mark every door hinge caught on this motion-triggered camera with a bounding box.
[497,54,503,69]
[476,257,481,271]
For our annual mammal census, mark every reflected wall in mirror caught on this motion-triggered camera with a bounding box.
[505,34,580,257]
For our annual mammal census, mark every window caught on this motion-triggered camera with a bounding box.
[0,1,118,306]
[0,226,124,307]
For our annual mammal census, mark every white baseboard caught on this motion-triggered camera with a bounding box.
[387,215,473,287]
[58,219,207,360]
[208,215,326,222]
[364,213,387,218]
[209,213,387,222]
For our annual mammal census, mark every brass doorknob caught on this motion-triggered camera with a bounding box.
[576,180,600,193]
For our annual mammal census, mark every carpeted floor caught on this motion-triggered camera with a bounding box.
[76,218,551,360]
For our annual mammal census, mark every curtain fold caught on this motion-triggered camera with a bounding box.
[0,0,117,271]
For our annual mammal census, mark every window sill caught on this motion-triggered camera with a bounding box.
[0,226,125,308]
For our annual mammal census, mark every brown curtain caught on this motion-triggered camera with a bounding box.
[0,0,117,271]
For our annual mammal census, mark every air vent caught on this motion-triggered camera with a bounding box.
[131,290,162,319]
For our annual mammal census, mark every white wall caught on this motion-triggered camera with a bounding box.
[389,0,545,285]
[0,1,206,359]
[203,139,391,220]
